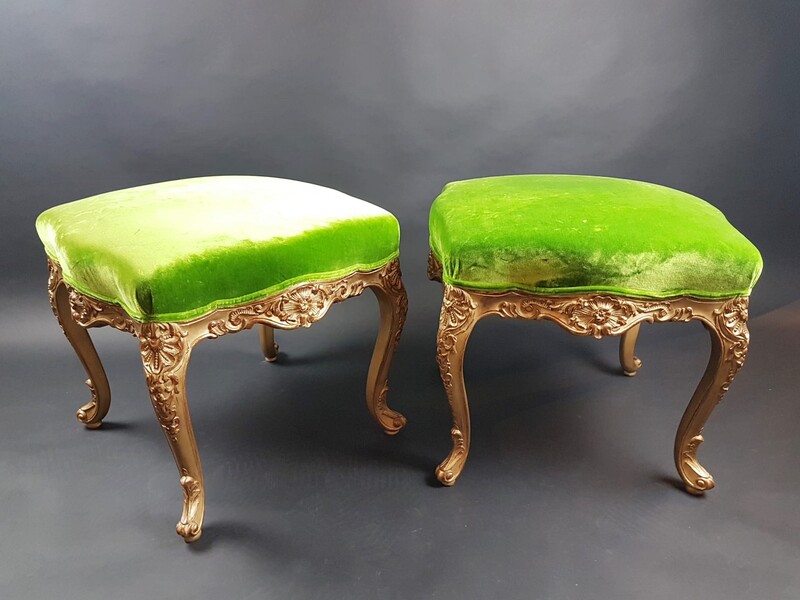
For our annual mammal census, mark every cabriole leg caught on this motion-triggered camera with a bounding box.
[365,261,409,435]
[51,279,111,429]
[435,286,481,486]
[675,298,749,494]
[139,323,205,542]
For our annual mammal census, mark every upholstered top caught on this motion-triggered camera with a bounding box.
[429,175,762,298]
[37,176,400,322]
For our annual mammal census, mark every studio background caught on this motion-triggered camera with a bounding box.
[1,1,798,599]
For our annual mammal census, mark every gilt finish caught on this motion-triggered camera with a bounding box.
[47,257,408,542]
[259,325,279,362]
[429,252,750,493]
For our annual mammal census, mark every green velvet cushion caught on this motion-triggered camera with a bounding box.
[37,176,400,322]
[429,175,762,298]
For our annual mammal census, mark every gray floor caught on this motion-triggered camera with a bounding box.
[1,269,799,600]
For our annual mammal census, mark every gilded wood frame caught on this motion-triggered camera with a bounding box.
[47,257,408,542]
[428,252,750,494]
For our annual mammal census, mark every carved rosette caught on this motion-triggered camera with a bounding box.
[437,286,477,389]
[140,322,188,443]
[564,297,643,337]
[140,323,184,372]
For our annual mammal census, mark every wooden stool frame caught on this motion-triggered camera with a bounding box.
[428,252,750,494]
[47,258,408,542]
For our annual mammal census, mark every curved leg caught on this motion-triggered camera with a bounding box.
[675,298,749,494]
[435,286,481,486]
[51,280,111,429]
[259,325,279,362]
[139,323,205,542]
[365,266,409,435]
[619,323,642,376]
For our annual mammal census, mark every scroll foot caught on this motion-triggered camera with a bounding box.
[435,427,469,486]
[374,384,407,435]
[77,379,104,430]
[177,469,204,542]
[679,434,715,495]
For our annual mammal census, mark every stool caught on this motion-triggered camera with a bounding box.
[36,176,408,542]
[428,175,762,493]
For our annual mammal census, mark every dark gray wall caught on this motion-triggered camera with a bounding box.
[2,0,798,310]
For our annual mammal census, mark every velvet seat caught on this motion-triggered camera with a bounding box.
[429,174,761,496]
[429,175,762,299]
[38,176,408,542]
[37,176,401,322]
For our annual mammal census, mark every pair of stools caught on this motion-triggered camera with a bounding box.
[36,174,762,542]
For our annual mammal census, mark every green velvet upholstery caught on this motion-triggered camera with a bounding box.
[429,175,762,298]
[36,176,400,322]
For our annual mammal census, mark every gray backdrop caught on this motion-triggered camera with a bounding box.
[2,0,798,307]
[1,1,799,599]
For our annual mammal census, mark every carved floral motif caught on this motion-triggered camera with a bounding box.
[208,278,365,337]
[716,297,750,388]
[67,289,137,335]
[436,287,477,389]
[427,251,443,282]
[282,286,327,324]
[139,323,187,442]
[204,258,404,339]
[140,323,185,373]
[68,289,100,324]
[145,373,182,442]
[567,297,640,336]
[493,294,694,338]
